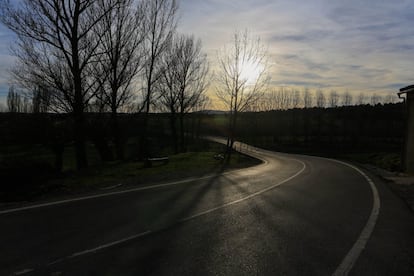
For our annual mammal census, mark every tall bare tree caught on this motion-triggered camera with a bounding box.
[303,88,313,108]
[93,0,146,160]
[158,34,209,152]
[216,30,269,156]
[329,90,339,108]
[356,92,366,105]
[316,89,326,108]
[0,0,120,169]
[7,85,21,113]
[342,90,353,106]
[139,0,178,159]
[174,35,209,152]
[370,93,382,105]
[32,86,52,113]
[291,89,301,109]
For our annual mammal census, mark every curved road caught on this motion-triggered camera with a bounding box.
[1,141,414,275]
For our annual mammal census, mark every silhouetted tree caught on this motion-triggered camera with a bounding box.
[216,30,269,157]
[342,90,353,106]
[0,0,121,169]
[356,92,366,105]
[303,88,313,108]
[370,93,382,106]
[93,0,146,160]
[7,86,21,112]
[316,89,326,108]
[292,89,301,109]
[329,90,339,107]
[32,86,51,113]
[139,0,178,161]
[158,34,209,152]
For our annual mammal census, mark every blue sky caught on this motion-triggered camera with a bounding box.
[1,0,414,104]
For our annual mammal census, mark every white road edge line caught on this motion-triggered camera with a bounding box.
[51,158,305,266]
[15,154,305,274]
[0,164,265,216]
[46,230,152,267]
[0,139,268,215]
[181,158,306,222]
[329,159,381,276]
[13,268,34,275]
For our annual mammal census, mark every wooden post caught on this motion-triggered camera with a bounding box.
[399,85,414,174]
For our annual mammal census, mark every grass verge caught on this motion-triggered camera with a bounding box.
[1,149,260,203]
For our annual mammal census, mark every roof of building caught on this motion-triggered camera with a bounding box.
[400,84,414,93]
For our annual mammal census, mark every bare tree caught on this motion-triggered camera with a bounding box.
[316,89,326,108]
[342,90,353,106]
[7,85,21,112]
[384,94,397,104]
[158,34,209,152]
[291,89,301,109]
[370,93,382,105]
[93,0,146,160]
[32,86,52,113]
[267,87,292,110]
[174,35,209,152]
[1,0,120,169]
[356,92,366,105]
[216,30,269,156]
[22,96,31,113]
[303,88,313,108]
[329,90,339,108]
[139,0,178,160]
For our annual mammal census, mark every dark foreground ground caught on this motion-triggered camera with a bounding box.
[1,143,413,275]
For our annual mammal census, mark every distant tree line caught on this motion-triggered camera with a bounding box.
[246,87,399,111]
[200,103,404,161]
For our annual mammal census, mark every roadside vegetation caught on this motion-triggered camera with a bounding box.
[0,136,260,203]
[198,103,405,172]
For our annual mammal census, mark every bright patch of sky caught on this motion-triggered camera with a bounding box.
[0,0,413,105]
[178,0,414,99]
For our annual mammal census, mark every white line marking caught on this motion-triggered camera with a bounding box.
[41,154,305,269]
[0,139,269,215]
[47,231,152,266]
[0,168,260,215]
[181,159,306,222]
[100,183,123,190]
[13,268,34,275]
[328,159,381,276]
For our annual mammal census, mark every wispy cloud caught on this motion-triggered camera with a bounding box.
[180,0,414,96]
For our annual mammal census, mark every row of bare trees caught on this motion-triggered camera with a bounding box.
[247,87,399,111]
[1,0,210,169]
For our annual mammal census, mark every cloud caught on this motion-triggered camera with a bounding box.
[1,0,414,106]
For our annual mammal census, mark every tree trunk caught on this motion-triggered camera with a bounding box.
[111,106,124,161]
[73,70,88,169]
[72,19,88,170]
[179,111,185,152]
[141,101,151,166]
[73,108,88,170]
[170,111,178,153]
[52,143,64,173]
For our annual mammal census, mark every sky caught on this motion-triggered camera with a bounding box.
[1,0,414,106]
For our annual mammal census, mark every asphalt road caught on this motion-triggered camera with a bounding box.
[1,141,414,275]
